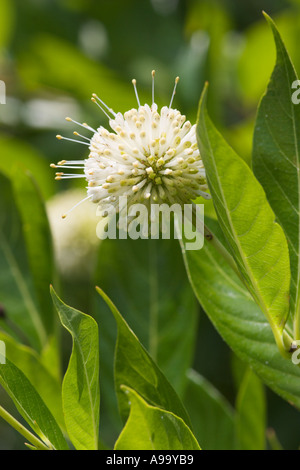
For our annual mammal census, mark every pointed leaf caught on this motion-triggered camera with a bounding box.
[197,85,290,349]
[114,387,200,450]
[253,14,300,324]
[0,359,68,450]
[183,369,235,450]
[95,238,197,394]
[236,369,266,450]
[51,287,100,450]
[0,331,64,430]
[181,219,300,408]
[96,288,192,429]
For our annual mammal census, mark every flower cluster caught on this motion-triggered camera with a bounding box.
[51,71,209,225]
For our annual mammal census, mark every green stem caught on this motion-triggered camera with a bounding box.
[293,300,300,341]
[0,405,50,450]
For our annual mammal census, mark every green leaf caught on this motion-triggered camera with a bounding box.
[183,369,235,450]
[236,369,266,450]
[0,331,64,431]
[95,238,197,393]
[51,287,100,450]
[96,287,192,429]
[114,387,200,450]
[12,170,56,336]
[197,84,291,351]
[253,14,300,329]
[0,171,47,350]
[0,359,68,450]
[94,238,197,446]
[181,219,300,408]
[0,137,54,200]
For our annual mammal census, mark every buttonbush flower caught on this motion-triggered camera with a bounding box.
[51,71,210,224]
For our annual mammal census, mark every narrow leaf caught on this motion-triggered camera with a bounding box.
[51,287,100,450]
[0,331,64,430]
[0,359,68,450]
[183,369,235,450]
[96,287,192,429]
[236,369,266,450]
[0,172,47,349]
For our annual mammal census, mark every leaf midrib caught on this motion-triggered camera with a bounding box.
[201,111,283,336]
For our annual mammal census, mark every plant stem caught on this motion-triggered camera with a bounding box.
[293,300,300,341]
[0,405,50,450]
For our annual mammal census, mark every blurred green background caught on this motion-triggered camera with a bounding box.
[1,0,300,450]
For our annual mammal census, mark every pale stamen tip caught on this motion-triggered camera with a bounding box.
[61,214,67,219]
[151,70,156,77]
[56,135,63,140]
[65,117,72,122]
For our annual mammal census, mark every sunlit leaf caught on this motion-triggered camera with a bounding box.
[0,359,68,450]
[51,287,100,450]
[114,387,200,450]
[197,84,290,351]
[181,219,300,408]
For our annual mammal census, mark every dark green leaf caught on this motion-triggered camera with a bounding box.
[197,84,291,351]
[181,220,300,408]
[235,368,266,450]
[96,287,192,429]
[183,369,235,450]
[0,172,47,350]
[253,14,300,328]
[95,238,197,393]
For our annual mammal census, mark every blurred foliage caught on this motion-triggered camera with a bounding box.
[1,0,300,449]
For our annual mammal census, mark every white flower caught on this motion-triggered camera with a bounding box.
[51,71,209,226]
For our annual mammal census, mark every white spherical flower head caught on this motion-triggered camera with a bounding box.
[52,71,210,227]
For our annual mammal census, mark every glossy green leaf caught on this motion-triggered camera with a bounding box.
[183,369,235,450]
[96,287,192,429]
[181,219,300,408]
[0,172,47,350]
[253,14,300,326]
[197,85,291,350]
[114,387,200,450]
[51,287,100,450]
[0,331,64,431]
[236,368,266,450]
[0,359,68,450]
